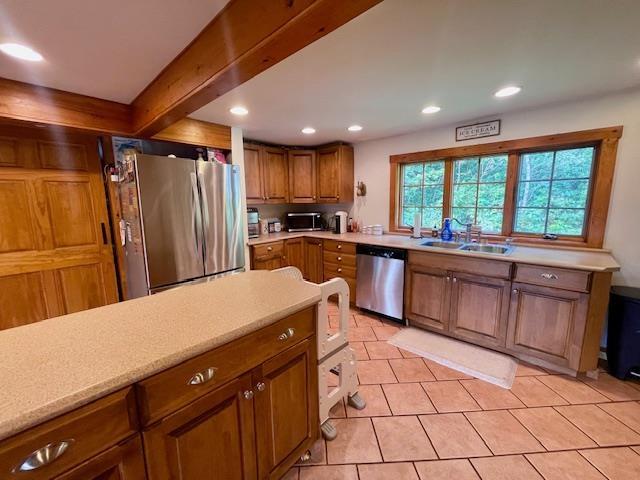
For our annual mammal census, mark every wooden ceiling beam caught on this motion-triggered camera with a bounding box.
[131,0,383,136]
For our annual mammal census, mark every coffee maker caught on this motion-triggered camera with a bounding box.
[334,211,348,234]
[247,208,259,238]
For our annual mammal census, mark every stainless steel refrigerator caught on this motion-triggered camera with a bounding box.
[118,153,244,298]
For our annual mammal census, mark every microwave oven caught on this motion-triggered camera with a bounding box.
[285,212,323,232]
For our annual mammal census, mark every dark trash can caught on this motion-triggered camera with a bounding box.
[607,286,640,379]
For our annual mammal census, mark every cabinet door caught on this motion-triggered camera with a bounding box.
[506,283,589,369]
[316,147,340,202]
[244,144,264,204]
[254,339,318,480]
[284,238,305,275]
[253,257,284,271]
[449,273,510,348]
[288,150,317,203]
[304,239,323,283]
[405,265,450,331]
[55,436,145,480]
[262,147,288,203]
[143,374,257,480]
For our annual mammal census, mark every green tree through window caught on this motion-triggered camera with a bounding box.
[401,161,445,228]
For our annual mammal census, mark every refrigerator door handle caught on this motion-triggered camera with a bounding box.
[190,172,203,257]
[197,172,210,259]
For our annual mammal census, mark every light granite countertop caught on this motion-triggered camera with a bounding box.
[248,231,620,272]
[0,270,321,441]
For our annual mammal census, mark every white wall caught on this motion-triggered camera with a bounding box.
[352,88,640,286]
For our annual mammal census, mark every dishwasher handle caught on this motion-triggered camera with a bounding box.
[356,244,407,260]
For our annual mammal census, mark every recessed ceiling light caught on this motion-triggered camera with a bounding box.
[347,125,363,132]
[301,127,316,134]
[229,106,249,116]
[0,43,43,62]
[421,105,441,114]
[494,86,521,98]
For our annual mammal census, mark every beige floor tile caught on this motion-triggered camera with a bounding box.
[325,418,382,464]
[580,447,640,480]
[364,341,403,359]
[598,401,640,433]
[465,410,544,455]
[299,465,358,480]
[526,451,606,480]
[582,373,640,402]
[537,375,608,404]
[389,358,436,382]
[329,399,346,418]
[372,325,401,341]
[357,360,397,384]
[414,459,480,480]
[633,445,640,455]
[354,314,383,327]
[382,383,436,415]
[348,326,377,342]
[400,348,420,358]
[357,462,419,479]
[419,413,491,459]
[460,379,525,410]
[346,384,391,417]
[296,439,326,466]
[424,359,474,380]
[471,455,543,480]
[349,341,369,360]
[516,363,549,377]
[555,404,640,446]
[328,314,357,329]
[373,416,437,461]
[422,380,482,413]
[511,377,569,407]
[510,407,597,451]
[282,468,299,480]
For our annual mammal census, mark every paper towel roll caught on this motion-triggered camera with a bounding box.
[412,212,422,237]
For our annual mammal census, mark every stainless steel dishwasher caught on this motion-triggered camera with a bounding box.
[356,244,406,322]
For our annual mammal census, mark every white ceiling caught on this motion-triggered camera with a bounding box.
[192,0,640,145]
[0,0,229,103]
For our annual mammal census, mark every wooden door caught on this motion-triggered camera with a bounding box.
[254,339,318,480]
[506,283,589,369]
[449,272,510,348]
[0,124,118,330]
[262,146,288,203]
[405,265,451,331]
[244,144,264,204]
[55,436,145,480]
[284,238,305,276]
[304,238,323,283]
[288,150,316,203]
[143,374,257,480]
[316,147,340,202]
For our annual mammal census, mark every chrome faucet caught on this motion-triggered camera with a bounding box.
[452,218,473,243]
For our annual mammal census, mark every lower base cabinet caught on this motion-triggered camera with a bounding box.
[304,239,323,283]
[405,265,450,331]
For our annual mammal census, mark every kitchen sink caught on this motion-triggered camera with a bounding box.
[459,244,512,255]
[421,240,464,249]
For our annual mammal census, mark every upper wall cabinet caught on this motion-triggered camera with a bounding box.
[243,143,353,205]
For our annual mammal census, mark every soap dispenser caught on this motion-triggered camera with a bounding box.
[441,217,453,241]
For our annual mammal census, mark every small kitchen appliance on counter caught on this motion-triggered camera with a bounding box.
[334,211,348,234]
[247,208,259,239]
[285,212,323,232]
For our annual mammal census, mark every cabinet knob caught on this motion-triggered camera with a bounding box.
[187,367,217,385]
[512,289,519,294]
[278,327,295,341]
[243,390,254,400]
[337,245,342,249]
[337,268,342,273]
[452,277,457,283]
[267,246,272,251]
[337,256,342,261]
[256,381,266,392]
[12,440,74,473]
[446,276,450,282]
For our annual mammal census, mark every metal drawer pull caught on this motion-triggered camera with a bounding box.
[337,256,342,261]
[446,276,450,282]
[540,273,558,280]
[337,268,342,273]
[267,246,273,251]
[452,277,457,283]
[188,367,217,385]
[243,390,254,400]
[513,289,519,294]
[256,381,266,392]
[278,327,296,341]
[337,245,342,249]
[13,440,74,473]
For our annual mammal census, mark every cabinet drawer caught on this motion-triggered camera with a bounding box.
[253,241,284,260]
[323,240,356,255]
[408,251,512,279]
[136,307,315,425]
[323,262,356,279]
[0,389,137,480]
[514,264,591,292]
[323,251,356,267]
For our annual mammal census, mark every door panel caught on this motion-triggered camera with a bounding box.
[0,179,36,252]
[244,144,264,204]
[0,137,19,166]
[38,141,88,171]
[57,264,109,314]
[263,147,288,203]
[317,148,339,202]
[288,150,316,203]
[406,265,450,330]
[0,273,49,329]
[284,238,305,275]
[135,154,204,288]
[45,179,97,248]
[304,239,323,283]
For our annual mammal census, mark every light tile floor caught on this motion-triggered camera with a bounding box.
[288,308,640,480]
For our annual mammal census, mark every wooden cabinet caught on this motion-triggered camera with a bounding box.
[317,145,354,203]
[284,238,305,275]
[304,238,323,283]
[244,144,264,204]
[405,265,451,331]
[506,282,589,370]
[323,240,357,303]
[251,241,285,271]
[243,145,288,204]
[254,339,318,480]
[288,150,317,203]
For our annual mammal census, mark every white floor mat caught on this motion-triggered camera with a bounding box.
[388,327,517,389]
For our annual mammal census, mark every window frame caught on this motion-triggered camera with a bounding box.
[389,126,622,248]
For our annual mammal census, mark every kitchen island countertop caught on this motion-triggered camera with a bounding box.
[0,270,321,441]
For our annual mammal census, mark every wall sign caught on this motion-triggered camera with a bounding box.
[456,120,501,141]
